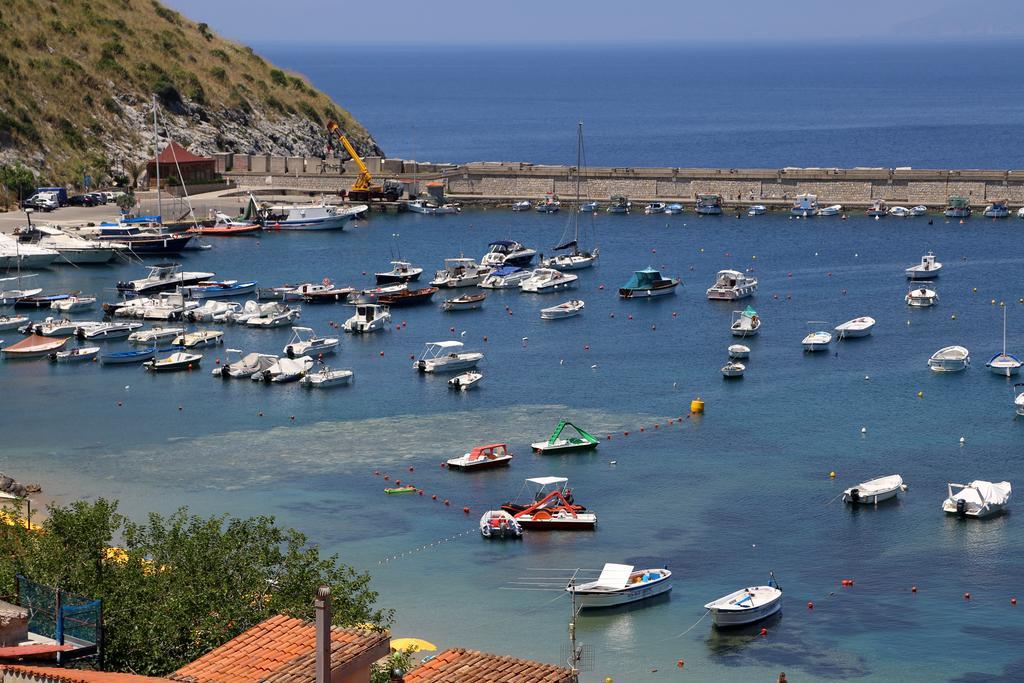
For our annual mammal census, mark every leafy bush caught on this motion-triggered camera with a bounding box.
[269,69,287,86]
[209,66,226,82]
[210,48,230,63]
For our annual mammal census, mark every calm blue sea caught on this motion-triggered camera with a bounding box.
[7,43,1024,681]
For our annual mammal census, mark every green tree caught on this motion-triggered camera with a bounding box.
[0,500,390,676]
[0,162,37,203]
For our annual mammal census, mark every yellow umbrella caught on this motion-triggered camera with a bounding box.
[391,637,437,653]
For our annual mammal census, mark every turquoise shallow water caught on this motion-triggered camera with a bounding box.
[3,210,1024,681]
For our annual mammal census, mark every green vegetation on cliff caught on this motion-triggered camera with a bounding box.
[0,0,380,187]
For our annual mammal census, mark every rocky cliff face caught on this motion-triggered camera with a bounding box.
[0,0,381,183]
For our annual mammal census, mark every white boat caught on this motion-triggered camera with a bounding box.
[300,365,353,388]
[16,225,119,264]
[480,240,536,268]
[511,200,532,212]
[374,261,422,284]
[260,202,358,230]
[144,351,202,372]
[607,196,631,214]
[414,340,483,373]
[906,284,938,307]
[704,576,783,627]
[181,280,257,299]
[480,266,533,289]
[449,444,513,470]
[541,300,584,320]
[834,316,875,339]
[747,204,767,216]
[407,199,460,215]
[343,303,392,334]
[171,330,224,348]
[2,334,67,359]
[728,344,750,359]
[0,233,59,269]
[227,300,269,325]
[580,201,599,212]
[790,193,818,217]
[665,203,684,214]
[284,326,338,357]
[1015,384,1024,416]
[730,307,761,337]
[911,205,928,216]
[644,202,666,214]
[252,355,314,383]
[211,349,279,378]
[721,361,745,378]
[442,293,486,311]
[531,419,600,454]
[889,206,911,217]
[78,321,144,341]
[541,123,600,271]
[117,263,215,295]
[0,279,42,306]
[348,283,407,305]
[817,204,843,216]
[26,317,95,337]
[51,345,100,364]
[184,300,240,323]
[842,475,906,505]
[129,326,183,345]
[51,296,96,312]
[479,510,523,539]
[448,371,482,391]
[246,303,300,328]
[866,199,888,217]
[906,252,942,280]
[707,270,757,301]
[984,202,1010,218]
[535,194,560,213]
[942,481,1011,518]
[695,194,723,215]
[929,345,970,372]
[568,564,672,610]
[802,326,832,352]
[520,268,578,293]
[0,315,29,331]
[986,306,1021,377]
[430,258,490,288]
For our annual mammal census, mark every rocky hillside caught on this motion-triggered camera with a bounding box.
[0,0,381,184]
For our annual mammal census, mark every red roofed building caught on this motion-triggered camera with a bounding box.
[402,648,576,683]
[0,666,170,683]
[146,141,216,189]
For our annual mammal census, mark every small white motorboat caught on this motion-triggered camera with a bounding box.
[211,349,278,378]
[26,317,92,337]
[448,371,482,391]
[50,345,100,364]
[480,266,533,289]
[889,206,911,217]
[430,257,490,288]
[906,252,942,279]
[78,321,144,341]
[942,481,1011,518]
[911,205,928,216]
[541,300,584,320]
[300,365,353,388]
[442,293,486,311]
[986,306,1021,377]
[728,344,750,359]
[835,316,875,339]
[343,303,392,334]
[665,203,684,214]
[414,341,483,373]
[347,283,407,305]
[721,361,745,378]
[51,296,97,312]
[802,326,832,352]
[185,300,240,323]
[906,284,938,307]
[283,326,338,358]
[1015,384,1024,416]
[144,351,202,372]
[246,303,300,328]
[511,200,532,212]
[747,204,767,216]
[817,204,842,217]
[171,330,224,349]
[704,576,783,627]
[479,510,523,539]
[842,474,907,505]
[449,443,513,470]
[567,563,673,609]
[644,202,666,214]
[929,345,970,372]
[707,270,757,301]
[128,326,183,344]
[0,315,29,332]
[253,355,313,383]
[730,307,761,337]
[520,268,578,293]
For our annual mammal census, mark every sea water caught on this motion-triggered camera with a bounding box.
[3,208,1024,681]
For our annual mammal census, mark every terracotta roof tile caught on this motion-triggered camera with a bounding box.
[402,648,575,683]
[153,141,212,164]
[0,665,169,683]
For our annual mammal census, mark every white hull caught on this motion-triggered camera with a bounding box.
[574,579,672,609]
[51,248,117,264]
[707,286,756,301]
[705,585,783,627]
[0,253,58,269]
[843,475,904,505]
[620,286,676,298]
[418,357,481,373]
[709,599,781,626]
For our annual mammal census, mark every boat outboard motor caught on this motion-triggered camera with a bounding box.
[956,498,967,516]
[849,488,860,503]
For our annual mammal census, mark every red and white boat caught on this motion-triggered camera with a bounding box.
[446,443,513,470]
[190,213,262,236]
[504,477,597,530]
[2,334,68,359]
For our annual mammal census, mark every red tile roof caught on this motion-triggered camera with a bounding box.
[0,645,75,660]
[402,648,575,683]
[154,141,212,164]
[0,665,169,683]
[171,615,388,683]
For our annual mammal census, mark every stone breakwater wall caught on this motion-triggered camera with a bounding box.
[217,153,1024,207]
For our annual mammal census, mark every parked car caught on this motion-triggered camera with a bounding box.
[103,191,126,202]
[22,193,59,211]
[34,187,68,206]
[87,192,108,205]
[70,194,100,207]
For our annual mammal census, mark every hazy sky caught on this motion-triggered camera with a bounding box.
[164,0,1024,45]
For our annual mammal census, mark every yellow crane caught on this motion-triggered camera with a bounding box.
[326,120,402,201]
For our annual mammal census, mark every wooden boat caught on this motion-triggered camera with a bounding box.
[531,419,599,454]
[479,510,523,539]
[842,474,906,505]
[378,287,437,307]
[144,351,202,372]
[705,575,783,627]
[448,371,482,391]
[442,293,486,311]
[51,346,100,363]
[189,213,262,236]
[2,334,68,359]
[568,564,673,609]
[446,443,512,470]
[929,345,970,372]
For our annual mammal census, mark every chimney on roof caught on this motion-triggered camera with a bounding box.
[315,585,332,683]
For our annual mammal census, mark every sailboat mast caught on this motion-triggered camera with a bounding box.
[1004,304,1008,355]
[574,122,582,244]
[153,94,162,222]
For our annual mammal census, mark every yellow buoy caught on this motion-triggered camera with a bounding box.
[972,288,978,293]
[690,397,705,414]
[917,391,924,398]
[829,471,837,479]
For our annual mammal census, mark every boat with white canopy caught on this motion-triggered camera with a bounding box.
[842,475,907,505]
[283,326,338,358]
[942,481,1011,518]
[413,341,483,373]
[567,564,673,609]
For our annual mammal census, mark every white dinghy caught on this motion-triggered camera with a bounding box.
[300,365,354,388]
[942,481,1011,519]
[704,574,783,627]
[567,563,673,610]
[929,345,970,372]
[842,475,906,505]
[835,316,875,339]
[728,344,750,359]
[448,371,483,391]
[721,361,745,378]
[906,284,938,307]
[802,324,832,352]
[540,300,584,320]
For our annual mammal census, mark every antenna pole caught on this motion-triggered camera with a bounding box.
[567,569,580,681]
